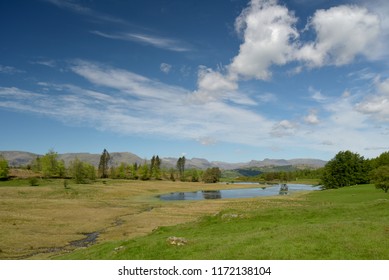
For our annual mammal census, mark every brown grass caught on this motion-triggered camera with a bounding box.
[0,180,262,259]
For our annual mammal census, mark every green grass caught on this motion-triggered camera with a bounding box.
[57,184,389,260]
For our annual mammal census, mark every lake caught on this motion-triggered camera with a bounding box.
[158,183,321,201]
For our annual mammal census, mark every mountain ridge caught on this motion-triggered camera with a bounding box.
[0,150,327,170]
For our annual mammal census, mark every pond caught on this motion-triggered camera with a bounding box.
[158,183,321,201]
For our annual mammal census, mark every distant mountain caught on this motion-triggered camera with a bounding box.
[0,151,326,170]
[58,152,144,167]
[0,151,38,167]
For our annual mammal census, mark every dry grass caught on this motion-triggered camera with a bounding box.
[0,179,253,259]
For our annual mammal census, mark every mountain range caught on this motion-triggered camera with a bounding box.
[0,151,326,170]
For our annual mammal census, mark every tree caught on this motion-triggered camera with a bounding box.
[371,166,389,193]
[203,167,222,183]
[371,151,389,169]
[69,158,96,184]
[98,149,111,178]
[130,163,139,180]
[189,169,200,182]
[321,150,370,189]
[150,155,162,179]
[139,163,150,180]
[176,156,186,181]
[40,149,65,178]
[0,156,9,180]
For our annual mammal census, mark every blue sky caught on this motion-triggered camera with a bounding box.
[1,0,389,162]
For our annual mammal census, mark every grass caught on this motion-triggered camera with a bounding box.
[0,179,238,259]
[1,179,388,259]
[57,184,389,260]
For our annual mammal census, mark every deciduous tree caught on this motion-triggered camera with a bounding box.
[371,166,389,193]
[321,150,370,189]
[203,167,222,183]
[0,156,9,180]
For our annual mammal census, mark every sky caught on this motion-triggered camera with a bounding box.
[1,0,389,162]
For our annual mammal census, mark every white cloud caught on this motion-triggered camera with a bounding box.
[91,31,191,52]
[189,66,256,105]
[0,61,274,147]
[30,60,56,68]
[304,109,320,125]
[229,0,299,80]
[160,63,172,74]
[0,65,23,74]
[297,5,381,66]
[355,78,389,121]
[196,137,217,146]
[197,66,237,93]
[44,0,128,25]
[271,120,297,137]
[256,92,277,103]
[309,87,327,103]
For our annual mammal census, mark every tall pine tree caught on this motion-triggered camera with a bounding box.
[98,149,111,178]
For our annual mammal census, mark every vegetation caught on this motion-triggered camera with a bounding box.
[54,183,389,260]
[370,166,389,193]
[176,156,186,181]
[30,149,66,178]
[321,151,370,189]
[202,167,222,183]
[98,149,111,178]
[69,158,96,184]
[2,148,389,260]
[0,156,9,180]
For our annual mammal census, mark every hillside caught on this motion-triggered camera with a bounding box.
[0,151,326,170]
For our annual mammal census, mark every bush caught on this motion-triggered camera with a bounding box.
[29,177,39,186]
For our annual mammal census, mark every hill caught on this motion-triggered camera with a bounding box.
[0,151,326,170]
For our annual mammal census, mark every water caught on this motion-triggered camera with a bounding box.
[158,184,320,201]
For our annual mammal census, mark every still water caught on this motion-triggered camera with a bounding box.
[158,184,320,201]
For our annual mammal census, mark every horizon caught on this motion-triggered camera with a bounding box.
[1,0,389,163]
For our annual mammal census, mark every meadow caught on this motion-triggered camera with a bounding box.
[0,179,388,259]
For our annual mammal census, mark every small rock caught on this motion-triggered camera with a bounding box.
[114,246,125,251]
[221,213,240,219]
[167,236,187,246]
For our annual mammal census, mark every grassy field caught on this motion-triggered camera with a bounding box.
[1,179,388,259]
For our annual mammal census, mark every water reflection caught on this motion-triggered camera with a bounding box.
[202,190,221,199]
[158,184,320,201]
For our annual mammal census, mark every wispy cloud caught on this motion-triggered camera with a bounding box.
[2,60,389,157]
[43,0,128,25]
[30,59,57,68]
[0,65,24,74]
[91,30,191,52]
[44,1,193,52]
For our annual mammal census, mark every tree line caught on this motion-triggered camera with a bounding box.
[0,149,221,184]
[4,149,387,191]
[321,150,389,192]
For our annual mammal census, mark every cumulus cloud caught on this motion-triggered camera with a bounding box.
[297,5,380,66]
[189,66,256,105]
[229,0,299,80]
[228,1,381,80]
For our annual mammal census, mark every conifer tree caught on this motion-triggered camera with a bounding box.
[98,149,111,178]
